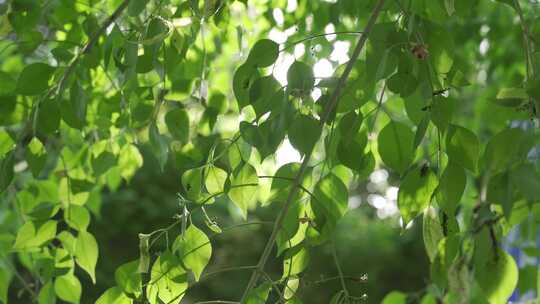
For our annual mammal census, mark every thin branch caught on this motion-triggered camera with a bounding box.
[513,0,534,80]
[331,243,349,298]
[257,175,318,202]
[239,1,387,301]
[280,31,364,53]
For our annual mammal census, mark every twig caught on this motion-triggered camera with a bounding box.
[239,1,387,301]
[54,0,131,98]
[331,243,349,298]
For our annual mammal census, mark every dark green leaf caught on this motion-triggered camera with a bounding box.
[510,163,540,202]
[16,63,55,95]
[398,166,438,225]
[246,39,279,68]
[165,108,190,143]
[436,161,466,215]
[482,128,526,173]
[36,98,61,135]
[149,123,169,171]
[446,124,479,172]
[311,174,348,236]
[287,61,314,95]
[288,114,321,155]
[233,63,259,109]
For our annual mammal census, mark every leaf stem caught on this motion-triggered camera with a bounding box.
[331,243,349,298]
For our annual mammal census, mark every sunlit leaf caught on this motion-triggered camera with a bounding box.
[173,224,212,281]
[75,231,99,283]
[398,166,438,225]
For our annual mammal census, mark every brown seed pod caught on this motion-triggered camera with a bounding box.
[411,44,429,60]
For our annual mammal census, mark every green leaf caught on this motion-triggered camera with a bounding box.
[398,166,438,225]
[246,39,279,68]
[118,144,144,181]
[0,267,11,304]
[92,151,116,176]
[337,130,368,173]
[67,81,87,127]
[482,128,526,173]
[288,114,321,155]
[249,76,282,118]
[204,165,227,194]
[377,121,415,174]
[36,98,61,135]
[149,123,169,171]
[75,230,98,283]
[146,252,187,304]
[25,137,47,177]
[510,163,540,202]
[128,0,148,16]
[423,207,444,262]
[495,87,528,107]
[37,281,55,304]
[228,162,259,218]
[382,291,407,304]
[240,121,284,160]
[446,124,480,172]
[0,71,16,95]
[233,63,259,109]
[182,167,204,202]
[287,61,314,95]
[0,151,14,194]
[431,97,456,131]
[245,282,272,304]
[13,220,57,251]
[115,260,142,297]
[311,174,348,236]
[16,63,55,95]
[65,205,90,231]
[282,246,310,278]
[173,224,212,281]
[96,286,132,304]
[269,163,311,203]
[57,231,77,255]
[54,273,81,304]
[0,131,14,158]
[165,108,190,144]
[436,161,466,215]
[487,172,515,220]
[475,250,518,304]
